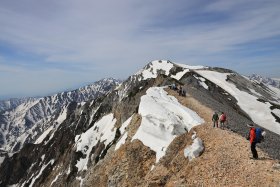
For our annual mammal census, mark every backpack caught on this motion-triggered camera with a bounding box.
[255,128,264,143]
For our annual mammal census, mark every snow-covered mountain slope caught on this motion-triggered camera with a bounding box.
[0,78,121,153]
[133,61,280,135]
[0,60,280,187]
[116,60,207,101]
[195,70,280,135]
[134,60,206,82]
[0,97,37,112]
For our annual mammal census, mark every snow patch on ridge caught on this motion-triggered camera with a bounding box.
[75,113,117,172]
[115,133,128,151]
[139,60,174,80]
[194,75,209,90]
[56,107,68,125]
[184,137,204,161]
[171,69,190,80]
[29,159,55,187]
[115,115,133,150]
[34,107,67,144]
[120,115,133,134]
[34,126,54,144]
[132,87,204,162]
[176,63,205,70]
[272,109,280,118]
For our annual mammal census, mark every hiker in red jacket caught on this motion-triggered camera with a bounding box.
[219,112,227,129]
[247,124,258,159]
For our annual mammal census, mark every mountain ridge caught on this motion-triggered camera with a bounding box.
[0,98,37,113]
[0,60,279,186]
[249,73,280,89]
[0,78,121,154]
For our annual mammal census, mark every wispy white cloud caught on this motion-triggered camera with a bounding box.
[0,0,280,98]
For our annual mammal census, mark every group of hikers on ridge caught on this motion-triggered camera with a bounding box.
[169,83,186,97]
[212,112,266,160]
[212,111,227,129]
[169,82,266,160]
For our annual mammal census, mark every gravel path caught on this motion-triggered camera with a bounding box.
[165,89,280,186]
[182,81,280,160]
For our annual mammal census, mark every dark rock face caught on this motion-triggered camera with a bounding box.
[0,144,35,186]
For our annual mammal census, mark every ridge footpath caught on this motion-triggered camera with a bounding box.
[161,89,280,186]
[81,87,280,186]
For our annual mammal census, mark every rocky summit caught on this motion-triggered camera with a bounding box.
[0,60,279,187]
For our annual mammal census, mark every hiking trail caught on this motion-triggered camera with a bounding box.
[164,89,280,186]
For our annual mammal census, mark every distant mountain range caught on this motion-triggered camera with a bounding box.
[0,98,37,112]
[0,78,121,154]
[248,74,280,89]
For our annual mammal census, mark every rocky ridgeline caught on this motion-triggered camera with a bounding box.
[0,78,121,153]
[0,97,37,112]
[249,74,280,89]
[0,61,279,186]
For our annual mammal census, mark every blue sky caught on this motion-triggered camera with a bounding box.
[0,0,280,99]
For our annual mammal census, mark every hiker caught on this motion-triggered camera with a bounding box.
[219,112,227,129]
[182,89,186,97]
[212,112,219,128]
[178,86,182,96]
[246,124,266,159]
[178,86,183,96]
[170,83,178,90]
[246,124,258,159]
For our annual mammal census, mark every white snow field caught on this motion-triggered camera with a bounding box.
[171,69,190,80]
[196,70,280,135]
[139,60,174,80]
[132,87,204,162]
[136,60,206,82]
[175,63,206,70]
